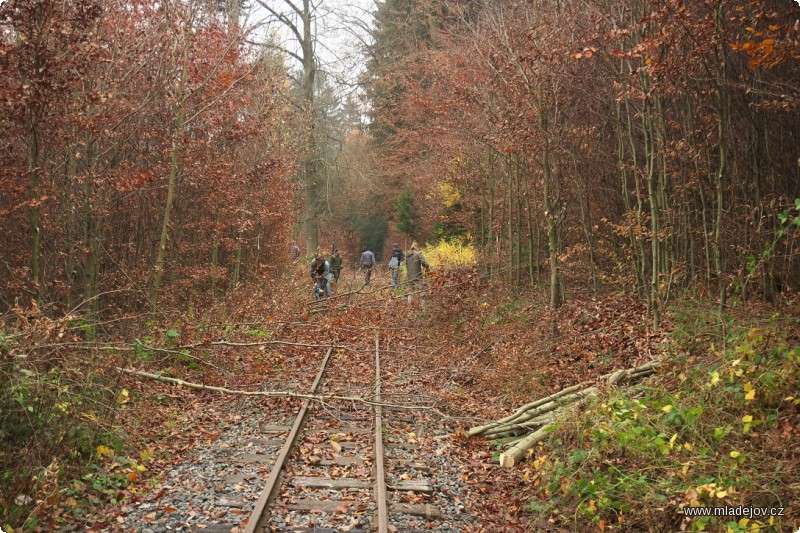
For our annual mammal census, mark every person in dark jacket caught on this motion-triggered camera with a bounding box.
[329,250,343,282]
[309,255,331,298]
[388,243,404,288]
[289,241,301,263]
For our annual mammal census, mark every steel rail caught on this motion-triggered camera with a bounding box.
[243,346,334,533]
[374,333,389,533]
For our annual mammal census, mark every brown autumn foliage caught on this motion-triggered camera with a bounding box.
[0,0,299,315]
[0,0,302,526]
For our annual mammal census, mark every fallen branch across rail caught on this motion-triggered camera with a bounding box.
[117,368,432,411]
[178,339,354,351]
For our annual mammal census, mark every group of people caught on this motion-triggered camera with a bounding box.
[359,242,429,289]
[293,241,429,299]
[384,242,429,290]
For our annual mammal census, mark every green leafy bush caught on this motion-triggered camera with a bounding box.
[0,348,122,528]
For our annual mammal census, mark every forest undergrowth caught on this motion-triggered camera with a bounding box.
[517,303,800,532]
[1,265,798,532]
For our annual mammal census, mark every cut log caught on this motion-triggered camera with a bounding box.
[469,361,657,438]
[476,387,598,439]
[499,425,554,467]
[490,435,525,446]
[467,383,584,437]
[481,411,558,439]
[607,369,626,385]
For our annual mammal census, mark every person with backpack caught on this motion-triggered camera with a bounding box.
[360,248,376,284]
[310,255,331,298]
[388,243,404,289]
[330,250,343,282]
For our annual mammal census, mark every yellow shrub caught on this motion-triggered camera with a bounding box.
[420,238,477,270]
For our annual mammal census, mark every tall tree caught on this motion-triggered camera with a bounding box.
[395,188,418,243]
[256,0,323,254]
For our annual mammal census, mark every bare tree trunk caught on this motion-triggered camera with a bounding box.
[624,96,650,304]
[29,119,42,298]
[84,149,99,319]
[211,210,220,295]
[616,100,643,296]
[151,14,190,309]
[488,150,496,278]
[542,146,561,309]
[301,0,319,254]
[713,4,728,313]
[522,159,536,287]
[231,209,245,287]
[507,154,514,285]
[641,68,661,329]
[515,154,523,286]
[645,114,661,331]
[572,151,597,296]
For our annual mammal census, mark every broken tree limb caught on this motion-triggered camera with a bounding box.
[607,369,626,385]
[480,410,559,438]
[470,386,601,438]
[481,395,594,441]
[480,403,576,439]
[116,368,431,410]
[629,368,655,379]
[469,361,658,437]
[490,435,524,446]
[30,341,227,372]
[179,339,355,351]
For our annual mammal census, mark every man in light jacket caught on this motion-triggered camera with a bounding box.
[360,248,376,284]
[388,243,404,289]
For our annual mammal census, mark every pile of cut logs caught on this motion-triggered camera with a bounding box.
[467,360,659,467]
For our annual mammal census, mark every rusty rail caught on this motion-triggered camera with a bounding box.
[374,333,389,533]
[243,346,333,533]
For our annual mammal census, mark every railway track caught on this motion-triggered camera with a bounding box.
[186,333,452,533]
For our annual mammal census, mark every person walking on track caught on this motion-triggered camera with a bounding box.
[360,248,376,284]
[388,243,404,289]
[289,241,301,264]
[405,242,429,286]
[330,250,343,282]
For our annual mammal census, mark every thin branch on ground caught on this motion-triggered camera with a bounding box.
[117,368,434,411]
